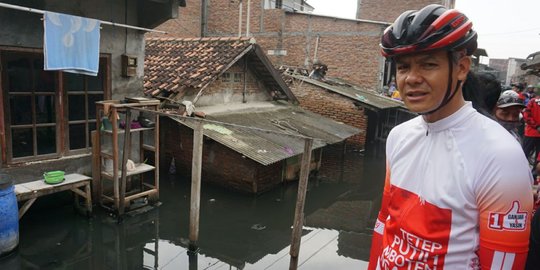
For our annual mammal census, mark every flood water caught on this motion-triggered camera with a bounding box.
[0,144,386,270]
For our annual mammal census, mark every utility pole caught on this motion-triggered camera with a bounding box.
[246,0,251,37]
[238,0,243,37]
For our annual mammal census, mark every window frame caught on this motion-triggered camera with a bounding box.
[0,47,111,165]
[63,60,110,155]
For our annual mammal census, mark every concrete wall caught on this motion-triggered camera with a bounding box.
[0,0,147,98]
[287,80,367,149]
[0,0,156,182]
[489,58,509,85]
[507,58,526,85]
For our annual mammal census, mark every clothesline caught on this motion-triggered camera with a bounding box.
[0,2,167,34]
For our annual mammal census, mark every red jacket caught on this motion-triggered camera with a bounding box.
[524,98,540,137]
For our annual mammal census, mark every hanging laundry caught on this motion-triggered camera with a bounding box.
[43,11,100,76]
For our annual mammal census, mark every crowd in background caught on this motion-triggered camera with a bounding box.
[464,76,540,208]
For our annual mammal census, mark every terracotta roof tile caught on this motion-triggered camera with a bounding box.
[144,37,253,96]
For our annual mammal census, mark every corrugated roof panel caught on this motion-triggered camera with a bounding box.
[286,74,407,110]
[169,105,359,165]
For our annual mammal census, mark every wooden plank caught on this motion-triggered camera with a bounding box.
[15,173,91,199]
[14,184,31,196]
[18,198,37,219]
[112,108,119,210]
[91,131,100,201]
[101,127,154,135]
[154,114,160,201]
[289,138,313,270]
[189,122,203,252]
[119,108,132,216]
[71,187,88,198]
[124,189,157,203]
[101,194,114,203]
[85,184,92,215]
[142,144,156,152]
[17,174,91,192]
[13,173,92,220]
[101,164,155,179]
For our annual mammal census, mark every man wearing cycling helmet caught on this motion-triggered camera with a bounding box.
[368,4,533,269]
[493,90,526,142]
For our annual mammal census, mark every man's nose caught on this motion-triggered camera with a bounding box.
[405,68,423,84]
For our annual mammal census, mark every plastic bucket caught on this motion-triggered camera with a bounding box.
[0,177,18,257]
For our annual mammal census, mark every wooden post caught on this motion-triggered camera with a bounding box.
[289,138,313,270]
[189,122,203,252]
[188,250,198,270]
[119,108,132,216]
[91,130,100,201]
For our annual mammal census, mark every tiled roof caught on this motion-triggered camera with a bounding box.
[144,37,254,96]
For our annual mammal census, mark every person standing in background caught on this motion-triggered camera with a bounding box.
[522,90,540,162]
[492,90,526,142]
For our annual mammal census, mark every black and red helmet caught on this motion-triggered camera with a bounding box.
[380,4,477,58]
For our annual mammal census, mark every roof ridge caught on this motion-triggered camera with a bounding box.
[146,36,253,43]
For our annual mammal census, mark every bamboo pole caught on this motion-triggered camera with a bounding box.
[189,122,203,252]
[289,138,313,269]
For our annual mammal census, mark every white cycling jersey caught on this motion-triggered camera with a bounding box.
[369,102,533,269]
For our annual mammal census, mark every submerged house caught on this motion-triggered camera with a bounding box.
[283,71,415,152]
[0,0,183,184]
[144,37,360,193]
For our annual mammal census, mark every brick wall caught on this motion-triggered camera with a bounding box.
[260,12,385,90]
[147,1,201,38]
[287,79,367,149]
[356,0,446,23]
[176,61,272,106]
[156,0,387,91]
[204,62,269,97]
[160,117,284,193]
[153,0,451,90]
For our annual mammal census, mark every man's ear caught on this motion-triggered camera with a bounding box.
[457,56,471,81]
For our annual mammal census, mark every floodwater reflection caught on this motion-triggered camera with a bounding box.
[1,144,385,269]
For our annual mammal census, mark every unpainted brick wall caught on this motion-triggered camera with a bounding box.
[356,0,447,23]
[154,0,447,90]
[288,80,367,149]
[160,117,283,193]
[155,0,387,91]
[147,2,202,38]
[203,62,269,97]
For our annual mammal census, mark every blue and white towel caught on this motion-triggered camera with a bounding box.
[44,11,101,76]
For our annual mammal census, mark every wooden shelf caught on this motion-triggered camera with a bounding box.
[100,151,113,159]
[95,100,160,216]
[101,163,155,179]
[101,127,154,135]
[142,144,156,152]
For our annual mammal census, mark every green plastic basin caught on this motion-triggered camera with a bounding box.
[43,171,65,184]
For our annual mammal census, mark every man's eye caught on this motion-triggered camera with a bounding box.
[396,65,408,71]
[423,63,438,69]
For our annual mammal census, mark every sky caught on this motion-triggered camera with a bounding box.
[307,0,540,60]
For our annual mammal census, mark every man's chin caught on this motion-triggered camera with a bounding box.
[404,102,430,114]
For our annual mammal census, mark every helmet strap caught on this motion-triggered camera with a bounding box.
[419,51,462,115]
